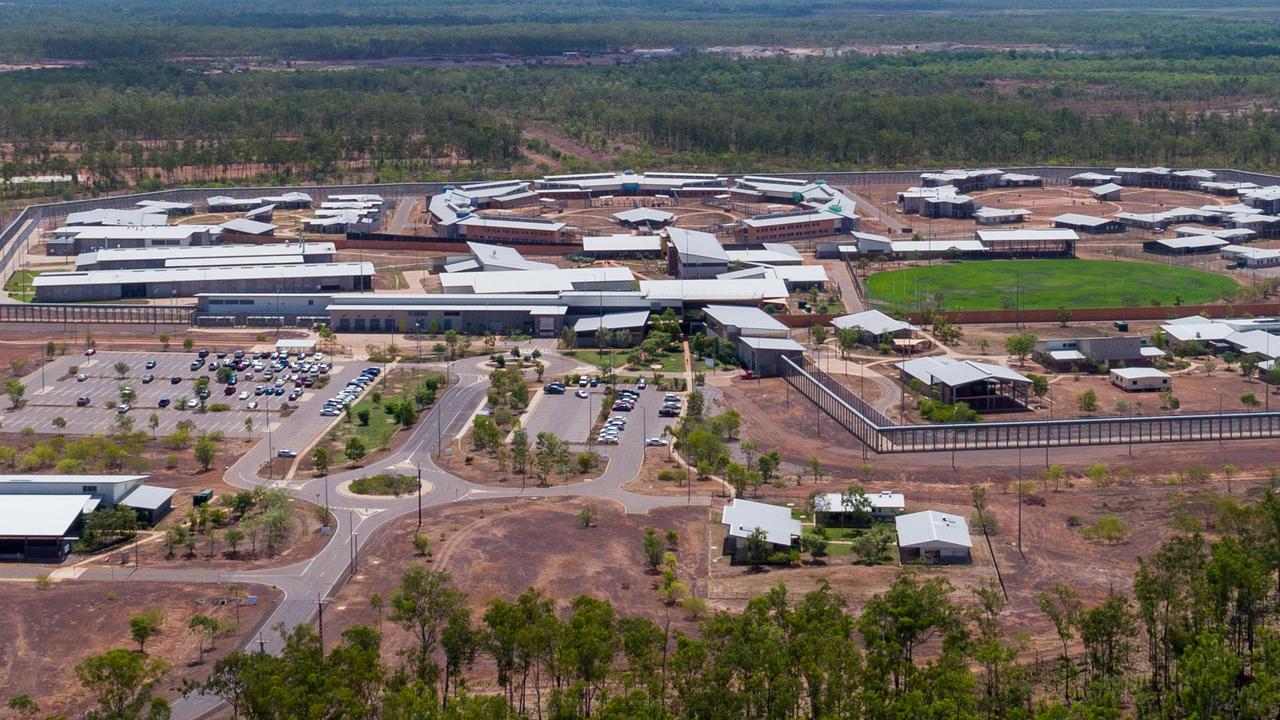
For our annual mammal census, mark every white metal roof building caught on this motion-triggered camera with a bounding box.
[0,474,148,506]
[1069,172,1121,186]
[1221,244,1280,267]
[1110,366,1172,392]
[716,264,829,289]
[0,495,96,560]
[814,490,906,520]
[49,224,223,255]
[136,200,195,214]
[1088,182,1123,198]
[439,266,636,295]
[896,356,1031,409]
[457,242,558,272]
[219,218,278,236]
[721,498,802,548]
[973,207,1032,225]
[737,336,807,377]
[666,227,730,278]
[1143,236,1228,255]
[64,208,168,227]
[1051,213,1126,233]
[702,304,790,340]
[75,242,334,271]
[34,261,373,302]
[572,310,651,335]
[975,229,1079,243]
[895,510,972,563]
[638,278,790,306]
[725,243,804,265]
[832,309,918,337]
[613,207,675,227]
[581,235,663,257]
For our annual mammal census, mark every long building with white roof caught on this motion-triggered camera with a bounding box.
[49,224,224,255]
[34,261,373,302]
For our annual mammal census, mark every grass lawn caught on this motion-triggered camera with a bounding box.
[4,270,40,302]
[563,348,686,375]
[324,368,444,461]
[865,259,1239,312]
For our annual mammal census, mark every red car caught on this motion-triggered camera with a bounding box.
[84,348,96,356]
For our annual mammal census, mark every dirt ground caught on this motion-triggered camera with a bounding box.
[0,581,279,719]
[719,373,1280,479]
[324,498,708,680]
[858,184,1230,237]
[622,449,730,498]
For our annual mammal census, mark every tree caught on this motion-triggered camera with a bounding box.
[114,361,130,379]
[193,434,218,471]
[390,568,467,685]
[642,527,663,571]
[74,648,170,720]
[1077,389,1099,413]
[1241,354,1259,381]
[577,504,598,528]
[345,436,367,463]
[800,529,829,562]
[5,696,39,718]
[129,610,163,653]
[1057,307,1072,327]
[413,534,430,556]
[1028,373,1050,400]
[1241,392,1261,409]
[757,449,781,486]
[808,455,823,485]
[4,378,24,408]
[224,527,245,555]
[1203,357,1217,375]
[311,446,329,476]
[811,324,828,347]
[158,333,170,351]
[189,614,221,664]
[1005,332,1037,365]
[183,337,194,351]
[52,416,67,431]
[744,527,770,569]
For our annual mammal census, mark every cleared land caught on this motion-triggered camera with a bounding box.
[864,259,1238,312]
[0,581,277,719]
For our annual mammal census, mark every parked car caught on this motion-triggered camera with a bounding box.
[575,389,589,399]
[545,383,566,394]
[116,403,130,414]
[190,361,203,371]
[76,396,91,406]
[186,398,199,409]
[277,449,298,458]
[578,376,589,387]
[170,375,182,384]
[142,374,154,384]
[76,373,87,382]
[238,391,250,400]
[645,437,668,446]
[145,359,157,369]
[637,379,647,390]
[247,401,258,410]
[84,348,96,356]
[224,385,236,395]
[158,398,171,408]
[197,349,210,359]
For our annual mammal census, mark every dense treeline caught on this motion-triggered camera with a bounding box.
[26,489,1270,719]
[3,0,1280,61]
[4,52,1280,188]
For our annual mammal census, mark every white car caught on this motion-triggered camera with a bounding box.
[637,379,647,389]
[596,436,620,445]
[238,391,250,400]
[186,398,199,409]
[645,437,669,447]
[575,389,589,399]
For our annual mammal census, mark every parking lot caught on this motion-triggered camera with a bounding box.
[523,386,598,443]
[522,379,676,450]
[3,351,348,438]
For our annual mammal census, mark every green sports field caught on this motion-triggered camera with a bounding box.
[864,259,1238,313]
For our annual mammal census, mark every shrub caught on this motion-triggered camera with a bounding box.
[207,403,231,412]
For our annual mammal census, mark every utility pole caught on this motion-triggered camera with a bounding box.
[417,465,423,530]
[352,531,359,573]
[316,594,328,647]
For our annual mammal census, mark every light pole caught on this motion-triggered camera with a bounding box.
[315,593,329,646]
[416,465,423,530]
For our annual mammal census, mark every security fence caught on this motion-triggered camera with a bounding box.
[780,355,1280,454]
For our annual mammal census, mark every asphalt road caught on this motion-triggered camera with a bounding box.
[158,352,703,720]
